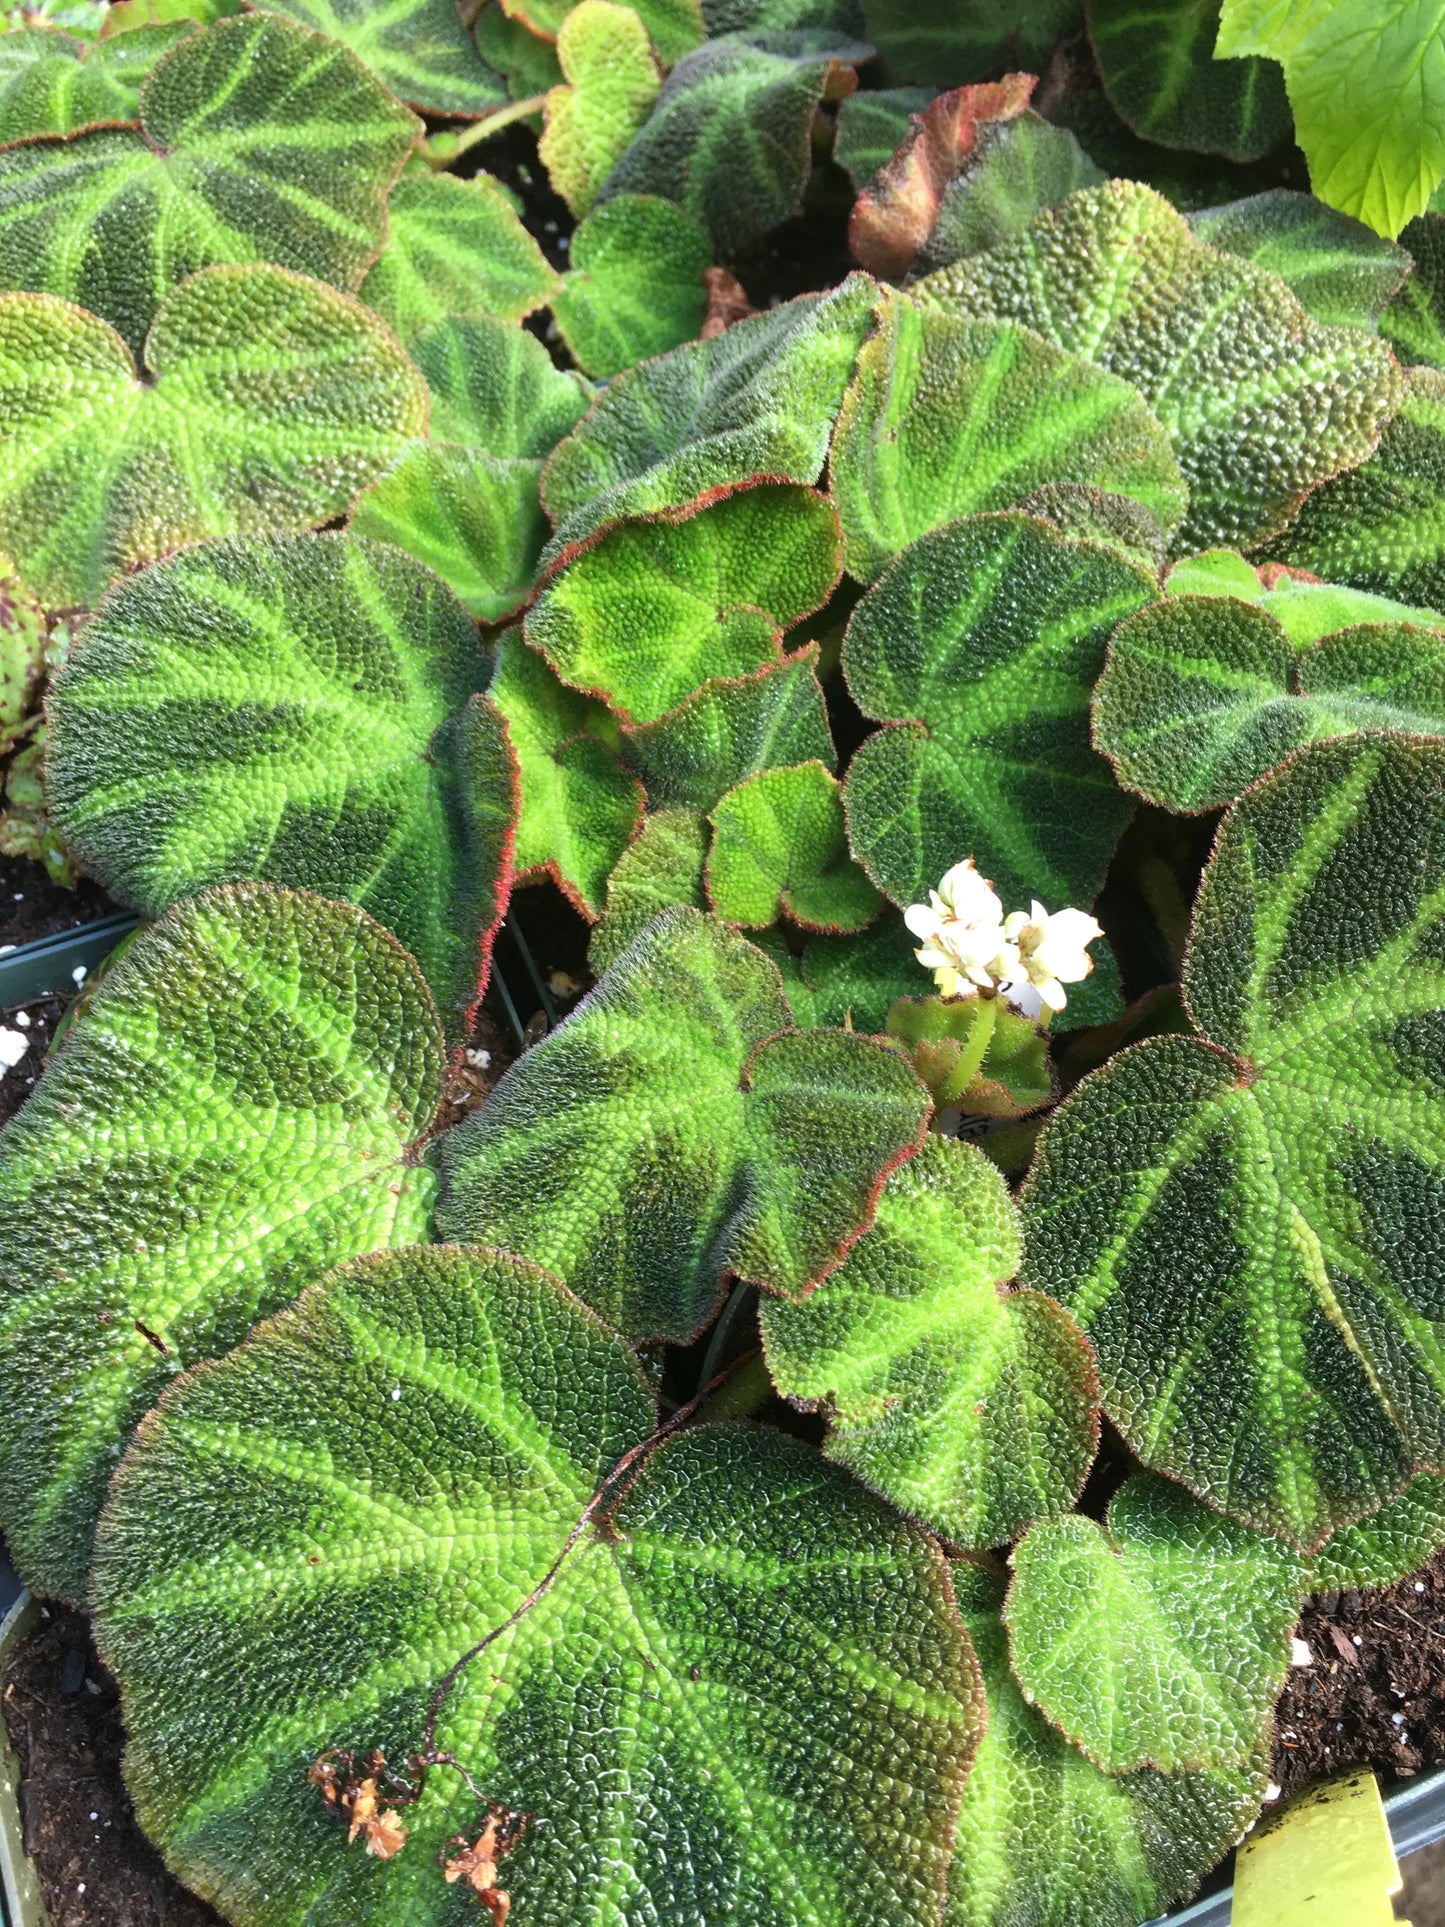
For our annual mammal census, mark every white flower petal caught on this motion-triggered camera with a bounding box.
[904,901,941,941]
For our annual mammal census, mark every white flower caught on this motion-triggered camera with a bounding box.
[1001,900,1103,1015]
[903,860,1018,1000]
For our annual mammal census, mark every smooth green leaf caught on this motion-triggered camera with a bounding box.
[410,315,588,457]
[916,111,1104,272]
[541,273,879,550]
[798,912,921,1030]
[47,533,514,1036]
[922,181,1402,551]
[487,625,641,915]
[528,481,842,724]
[587,805,707,971]
[863,0,1081,86]
[1023,732,1445,1547]
[437,906,929,1337]
[357,170,560,341]
[499,0,705,66]
[552,192,710,379]
[0,19,192,139]
[0,265,426,608]
[1309,1474,1445,1593]
[832,83,933,189]
[0,883,441,1601]
[762,1134,1097,1546]
[539,0,660,219]
[950,1565,1269,1927]
[0,13,420,353]
[1384,211,1445,366]
[830,293,1185,584]
[708,759,881,931]
[1191,189,1412,330]
[92,1242,981,1927]
[886,993,1052,1117]
[620,643,835,811]
[253,0,504,115]
[842,511,1156,912]
[1216,0,1445,237]
[1089,0,1289,161]
[1006,1474,1301,1772]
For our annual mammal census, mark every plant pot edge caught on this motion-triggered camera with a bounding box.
[0,1590,47,1927]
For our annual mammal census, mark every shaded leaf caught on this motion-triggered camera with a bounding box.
[0,20,192,140]
[1310,1475,1445,1594]
[0,265,426,608]
[1191,190,1412,330]
[886,994,1052,1116]
[411,315,588,457]
[499,0,705,66]
[101,0,238,31]
[0,12,420,353]
[1023,732,1445,1548]
[1088,0,1289,161]
[799,912,927,1030]
[832,83,933,190]
[92,1242,981,1927]
[0,883,441,1601]
[761,1134,1096,1545]
[702,0,863,29]
[863,0,1081,87]
[708,759,880,931]
[539,0,660,219]
[841,511,1155,911]
[437,906,929,1337]
[552,192,709,378]
[1018,480,1167,574]
[475,1,562,97]
[1383,212,1445,367]
[830,292,1185,583]
[587,805,707,971]
[915,109,1104,272]
[249,0,504,115]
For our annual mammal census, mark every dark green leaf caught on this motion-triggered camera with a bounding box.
[1309,1475,1445,1594]
[587,805,708,971]
[1191,190,1412,330]
[708,759,881,931]
[862,0,1081,87]
[252,0,505,114]
[916,110,1104,272]
[1088,0,1290,161]
[410,315,588,457]
[832,83,933,190]
[1383,212,1445,367]
[798,912,929,1030]
[552,193,710,378]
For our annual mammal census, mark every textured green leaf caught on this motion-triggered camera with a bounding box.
[1023,732,1445,1548]
[475,0,562,97]
[0,265,426,608]
[1384,211,1445,368]
[886,994,1052,1117]
[6,0,108,34]
[863,0,1081,86]
[529,481,842,725]
[1096,588,1445,812]
[541,274,879,550]
[0,883,441,1602]
[92,1242,981,1927]
[487,625,640,915]
[842,511,1155,912]
[100,0,239,32]
[437,906,929,1337]
[1191,190,1412,330]
[0,13,420,353]
[708,759,880,932]
[1018,479,1168,575]
[915,111,1104,273]
[0,20,192,139]
[47,533,514,1036]
[702,0,864,31]
[1309,1474,1445,1593]
[762,1134,1096,1546]
[357,171,560,342]
[798,912,920,1030]
[499,0,705,66]
[539,0,660,218]
[1216,0,1445,237]
[620,643,834,811]
[1088,0,1288,161]
[410,315,588,457]
[1006,1474,1301,1772]
[249,0,504,115]
[830,293,1185,584]
[832,83,933,190]
[552,193,709,379]
[587,805,707,971]
[921,181,1402,551]
[950,1565,1269,1927]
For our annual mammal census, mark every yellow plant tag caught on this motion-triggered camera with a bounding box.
[1233,1769,1406,1927]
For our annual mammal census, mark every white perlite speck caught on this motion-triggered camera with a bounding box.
[0,1027,29,1072]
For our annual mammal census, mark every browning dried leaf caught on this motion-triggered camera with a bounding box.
[443,1807,528,1921]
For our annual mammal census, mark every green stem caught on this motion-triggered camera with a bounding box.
[422,93,549,168]
[695,1281,757,1396]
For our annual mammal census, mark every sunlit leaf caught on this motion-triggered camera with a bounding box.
[1309,1474,1445,1593]
[499,0,705,66]
[708,759,881,931]
[411,314,588,456]
[915,110,1104,272]
[587,805,707,971]
[253,0,504,114]
[0,19,192,139]
[539,0,660,218]
[1191,189,1411,330]
[798,913,920,1030]
[552,193,710,378]
[886,994,1052,1117]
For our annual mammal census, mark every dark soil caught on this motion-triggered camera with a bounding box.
[0,849,116,952]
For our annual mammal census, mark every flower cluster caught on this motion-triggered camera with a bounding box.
[904,860,1102,1018]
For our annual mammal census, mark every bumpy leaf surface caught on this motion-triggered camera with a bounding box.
[1023,733,1445,1547]
[1310,1474,1445,1592]
[708,759,880,931]
[410,315,588,457]
[950,1566,1269,1927]
[541,274,878,549]
[47,534,513,1036]
[250,0,504,115]
[762,1135,1097,1547]
[487,626,640,915]
[1006,1475,1301,1772]
[916,111,1104,272]
[886,994,1052,1117]
[92,1243,981,1927]
[0,13,419,353]
[588,805,707,971]
[500,0,705,65]
[832,84,933,190]
[0,266,425,607]
[922,181,1402,550]
[1383,212,1445,367]
[1088,0,1289,161]
[830,294,1185,583]
[476,0,563,94]
[357,171,559,342]
[0,884,441,1601]
[539,0,659,218]
[1191,190,1412,330]
[798,913,922,1031]
[842,511,1155,912]
[552,193,710,378]
[529,482,842,724]
[0,20,191,139]
[437,907,929,1337]
[863,0,1080,85]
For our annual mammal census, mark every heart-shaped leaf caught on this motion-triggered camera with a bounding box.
[357,171,560,342]
[915,111,1104,272]
[552,193,710,378]
[950,1565,1269,1927]
[47,533,513,1037]
[1005,1474,1302,1773]
[0,19,192,139]
[0,883,441,1602]
[842,511,1156,911]
[528,481,842,724]
[541,273,879,550]
[1309,1474,1445,1594]
[487,626,641,915]
[248,0,505,115]
[1383,213,1445,368]
[411,315,588,457]
[588,805,708,971]
[0,265,426,607]
[830,293,1185,584]
[1190,190,1412,331]
[437,906,929,1337]
[539,0,660,218]
[1023,732,1445,1548]
[886,994,1052,1117]
[0,13,419,353]
[498,0,705,66]
[922,181,1402,551]
[708,759,881,931]
[620,644,834,811]
[833,83,934,190]
[92,1242,982,1927]
[1087,0,1290,161]
[761,1134,1097,1547]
